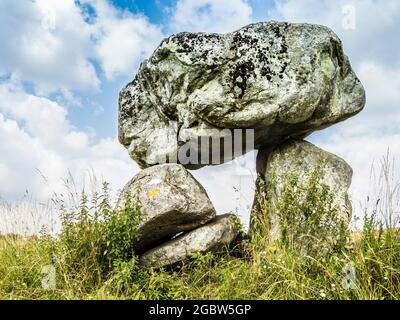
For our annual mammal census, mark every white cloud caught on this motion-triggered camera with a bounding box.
[270,0,400,67]
[84,0,163,80]
[0,80,257,230]
[0,0,164,93]
[169,0,253,33]
[269,1,400,126]
[357,62,400,121]
[0,0,160,233]
[0,83,138,201]
[268,1,400,129]
[0,82,87,154]
[0,0,99,94]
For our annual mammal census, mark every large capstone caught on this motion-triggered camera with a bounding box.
[250,139,353,255]
[139,214,241,268]
[119,21,365,169]
[117,164,216,252]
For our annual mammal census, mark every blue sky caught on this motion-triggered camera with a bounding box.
[111,0,176,24]
[0,0,399,231]
[15,0,275,141]
[67,0,276,140]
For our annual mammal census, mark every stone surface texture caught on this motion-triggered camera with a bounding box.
[119,21,365,169]
[140,214,241,268]
[251,139,353,241]
[117,164,216,252]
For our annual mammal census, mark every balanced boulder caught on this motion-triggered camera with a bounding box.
[140,214,241,268]
[251,139,353,254]
[119,21,365,169]
[117,164,216,252]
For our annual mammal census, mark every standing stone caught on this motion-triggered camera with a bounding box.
[117,164,216,252]
[140,214,241,268]
[119,21,365,169]
[251,139,352,255]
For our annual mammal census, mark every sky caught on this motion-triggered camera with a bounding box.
[0,0,399,231]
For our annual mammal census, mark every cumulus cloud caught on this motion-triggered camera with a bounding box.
[0,0,99,94]
[0,0,162,203]
[268,0,400,132]
[0,79,256,228]
[83,0,163,80]
[270,0,400,67]
[0,0,163,93]
[169,0,253,33]
[357,61,400,121]
[0,0,162,230]
[0,83,138,201]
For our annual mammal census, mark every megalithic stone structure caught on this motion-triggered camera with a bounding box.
[117,21,365,267]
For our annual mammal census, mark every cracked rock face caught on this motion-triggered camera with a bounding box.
[119,21,365,169]
[139,214,241,268]
[251,139,353,250]
[117,164,216,253]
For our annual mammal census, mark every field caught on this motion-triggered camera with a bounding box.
[0,222,399,300]
[0,158,399,300]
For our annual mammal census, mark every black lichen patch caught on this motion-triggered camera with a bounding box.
[274,24,290,79]
[230,61,255,98]
[231,23,290,86]
[171,32,223,64]
[230,32,259,51]
[155,23,293,104]
[260,65,275,81]
[280,62,288,74]
[119,83,142,122]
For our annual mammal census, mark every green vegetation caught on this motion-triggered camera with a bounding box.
[251,164,348,258]
[0,164,399,300]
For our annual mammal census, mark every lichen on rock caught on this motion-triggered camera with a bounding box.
[139,214,241,268]
[251,139,353,256]
[117,164,216,253]
[119,21,365,169]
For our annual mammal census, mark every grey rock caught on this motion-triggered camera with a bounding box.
[140,214,241,268]
[119,21,365,169]
[251,139,352,254]
[117,164,216,252]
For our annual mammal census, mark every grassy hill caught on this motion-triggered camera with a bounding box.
[0,200,399,300]
[1,160,399,300]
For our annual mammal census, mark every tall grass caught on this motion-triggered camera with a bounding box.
[0,193,57,236]
[251,163,348,258]
[0,155,399,300]
[367,151,400,229]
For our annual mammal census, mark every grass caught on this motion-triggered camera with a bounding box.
[1,222,399,300]
[0,156,399,300]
